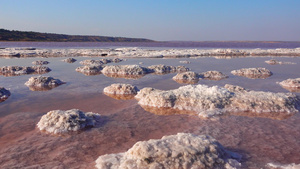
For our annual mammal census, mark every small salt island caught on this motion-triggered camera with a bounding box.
[25,76,65,91]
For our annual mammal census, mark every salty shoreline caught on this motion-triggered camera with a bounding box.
[1,47,300,58]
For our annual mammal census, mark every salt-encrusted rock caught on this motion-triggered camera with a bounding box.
[172,71,199,84]
[95,133,241,169]
[25,76,65,91]
[231,68,272,79]
[199,71,228,80]
[102,65,150,76]
[103,83,139,95]
[76,65,104,76]
[32,60,49,65]
[0,87,11,102]
[278,78,300,92]
[0,66,51,76]
[179,60,190,64]
[37,109,100,134]
[135,84,300,118]
[265,59,296,65]
[80,59,104,66]
[62,58,77,63]
[148,64,189,74]
[266,163,300,169]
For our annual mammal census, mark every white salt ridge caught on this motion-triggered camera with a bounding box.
[135,84,300,118]
[37,109,100,134]
[279,78,300,88]
[2,47,300,58]
[231,67,272,79]
[147,64,189,74]
[103,83,139,95]
[25,76,65,88]
[265,59,296,65]
[76,65,104,75]
[95,133,241,169]
[0,66,51,76]
[266,163,300,169]
[101,65,150,75]
[0,87,11,101]
[173,71,227,84]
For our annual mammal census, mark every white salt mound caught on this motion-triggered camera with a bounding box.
[62,58,77,63]
[135,84,300,118]
[95,133,241,169]
[199,71,228,80]
[231,67,272,79]
[32,60,49,65]
[0,87,11,101]
[80,59,105,66]
[76,65,104,75]
[266,163,300,169]
[279,78,300,88]
[265,59,296,65]
[102,65,150,75]
[25,76,65,88]
[103,83,139,95]
[37,109,100,134]
[148,64,189,74]
[0,66,51,76]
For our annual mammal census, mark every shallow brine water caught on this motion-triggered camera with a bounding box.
[0,55,300,168]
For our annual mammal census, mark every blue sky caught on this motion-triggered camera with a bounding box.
[1,0,300,41]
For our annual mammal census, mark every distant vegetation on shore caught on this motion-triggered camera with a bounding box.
[0,29,153,42]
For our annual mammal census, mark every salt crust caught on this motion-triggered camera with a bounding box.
[135,84,300,118]
[62,58,77,63]
[79,58,123,66]
[32,60,49,65]
[0,66,51,76]
[25,76,65,89]
[37,109,100,134]
[75,65,104,75]
[172,71,227,84]
[231,67,272,79]
[2,47,300,58]
[102,65,149,75]
[147,64,189,74]
[95,133,241,169]
[103,83,139,95]
[279,78,300,88]
[0,87,11,101]
[266,163,300,169]
[265,59,296,65]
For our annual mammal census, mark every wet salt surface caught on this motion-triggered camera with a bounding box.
[0,56,300,168]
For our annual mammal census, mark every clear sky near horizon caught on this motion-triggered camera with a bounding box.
[1,0,300,41]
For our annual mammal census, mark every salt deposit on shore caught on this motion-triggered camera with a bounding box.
[231,68,272,79]
[2,47,300,58]
[25,76,65,91]
[32,60,49,65]
[95,133,241,169]
[0,87,11,102]
[37,109,100,134]
[0,66,51,76]
[62,58,77,63]
[172,71,199,84]
[135,84,300,118]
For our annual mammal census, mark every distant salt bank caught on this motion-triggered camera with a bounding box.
[1,47,300,58]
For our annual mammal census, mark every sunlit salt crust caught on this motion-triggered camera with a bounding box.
[1,47,300,58]
[25,76,65,90]
[101,65,150,75]
[103,83,139,95]
[135,84,300,118]
[173,71,228,84]
[37,109,100,134]
[279,78,300,88]
[199,71,228,80]
[266,163,300,169]
[95,133,241,169]
[62,58,77,63]
[80,58,123,66]
[147,64,189,74]
[265,59,296,65]
[75,65,104,75]
[0,87,11,101]
[32,60,49,65]
[231,67,272,79]
[0,66,51,76]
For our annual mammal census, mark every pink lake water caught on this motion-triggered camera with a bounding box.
[1,43,300,168]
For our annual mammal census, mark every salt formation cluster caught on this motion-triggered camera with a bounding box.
[32,60,49,65]
[62,58,77,63]
[0,66,51,76]
[37,109,100,134]
[279,78,300,88]
[102,65,149,76]
[231,68,272,79]
[80,58,123,66]
[147,64,189,74]
[0,87,11,102]
[76,65,104,75]
[265,59,296,65]
[25,76,65,91]
[173,71,228,84]
[135,84,300,118]
[103,83,139,95]
[95,133,241,169]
